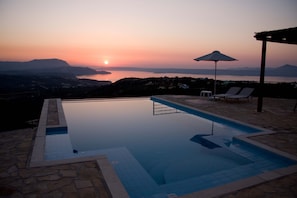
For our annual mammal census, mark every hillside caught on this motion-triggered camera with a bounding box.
[267,64,297,76]
[0,59,110,76]
[0,59,69,71]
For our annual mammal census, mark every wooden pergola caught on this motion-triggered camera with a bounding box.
[254,27,297,112]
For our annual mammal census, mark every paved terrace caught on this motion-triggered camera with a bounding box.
[0,96,297,197]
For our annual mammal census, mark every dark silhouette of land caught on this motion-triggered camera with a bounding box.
[0,58,110,76]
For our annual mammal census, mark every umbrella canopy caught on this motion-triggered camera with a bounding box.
[194,50,237,95]
[194,50,237,62]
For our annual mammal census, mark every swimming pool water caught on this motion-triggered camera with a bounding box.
[62,98,256,182]
[45,97,296,198]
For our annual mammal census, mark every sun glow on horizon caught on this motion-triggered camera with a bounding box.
[0,1,297,68]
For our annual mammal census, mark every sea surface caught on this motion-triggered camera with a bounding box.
[78,70,297,83]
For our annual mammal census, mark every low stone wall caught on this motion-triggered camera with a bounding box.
[30,98,67,166]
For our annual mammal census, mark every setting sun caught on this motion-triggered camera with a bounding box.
[0,1,296,68]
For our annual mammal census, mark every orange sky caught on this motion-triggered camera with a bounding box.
[0,0,297,68]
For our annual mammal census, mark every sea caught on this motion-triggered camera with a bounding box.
[77,69,297,83]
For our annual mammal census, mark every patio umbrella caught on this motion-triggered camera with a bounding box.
[194,50,237,95]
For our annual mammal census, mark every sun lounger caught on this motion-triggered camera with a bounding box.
[226,87,254,100]
[213,87,241,99]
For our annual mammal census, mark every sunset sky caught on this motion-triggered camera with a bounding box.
[0,0,296,68]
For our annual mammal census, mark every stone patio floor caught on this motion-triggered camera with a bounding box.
[1,96,297,197]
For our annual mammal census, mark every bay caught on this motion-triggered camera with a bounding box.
[78,70,296,83]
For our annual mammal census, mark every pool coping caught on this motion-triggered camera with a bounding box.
[30,97,297,198]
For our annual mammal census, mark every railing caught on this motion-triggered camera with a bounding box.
[152,101,182,116]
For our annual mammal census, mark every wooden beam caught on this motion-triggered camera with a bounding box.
[254,27,297,45]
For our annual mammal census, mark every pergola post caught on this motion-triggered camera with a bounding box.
[254,27,297,112]
[257,40,267,112]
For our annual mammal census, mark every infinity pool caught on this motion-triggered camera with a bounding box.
[45,97,296,198]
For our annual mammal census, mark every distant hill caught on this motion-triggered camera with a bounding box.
[26,58,69,69]
[0,59,69,71]
[0,59,110,76]
[266,64,297,77]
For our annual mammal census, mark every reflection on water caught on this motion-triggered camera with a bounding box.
[152,100,182,115]
[77,70,297,83]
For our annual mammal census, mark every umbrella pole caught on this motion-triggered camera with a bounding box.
[214,61,217,96]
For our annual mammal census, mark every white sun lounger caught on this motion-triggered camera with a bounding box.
[226,87,254,100]
[213,87,241,99]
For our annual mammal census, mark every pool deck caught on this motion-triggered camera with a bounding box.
[1,96,297,197]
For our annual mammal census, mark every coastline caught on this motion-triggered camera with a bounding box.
[78,69,297,83]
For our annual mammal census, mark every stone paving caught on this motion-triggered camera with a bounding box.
[0,128,112,198]
[47,99,59,126]
[0,96,297,197]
